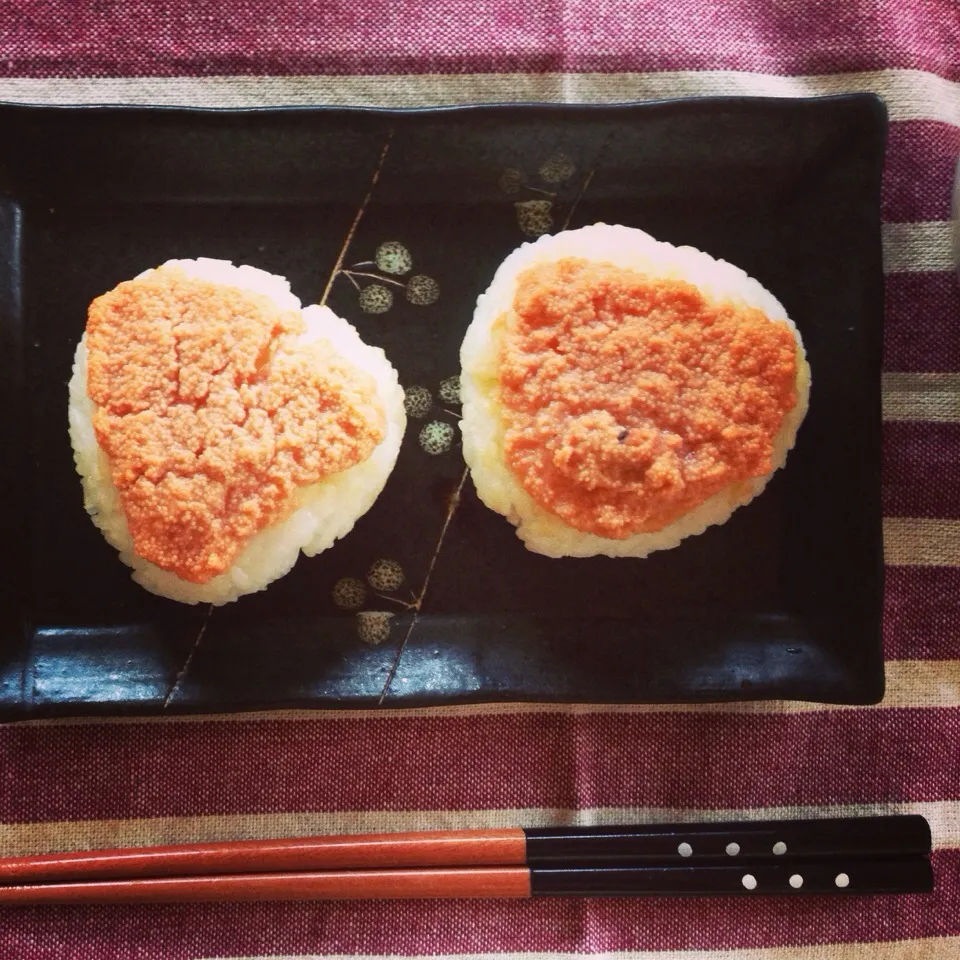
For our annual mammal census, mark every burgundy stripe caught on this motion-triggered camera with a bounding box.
[884,272,960,374]
[884,565,960,660]
[2,0,959,80]
[883,122,960,223]
[2,709,958,823]
[883,421,960,519]
[0,850,953,959]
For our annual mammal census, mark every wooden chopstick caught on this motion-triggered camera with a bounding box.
[0,829,527,884]
[0,867,532,904]
[0,857,934,904]
[0,817,931,886]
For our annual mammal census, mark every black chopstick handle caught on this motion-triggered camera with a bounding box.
[530,855,933,897]
[524,816,931,864]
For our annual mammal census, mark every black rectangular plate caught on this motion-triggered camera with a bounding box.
[0,96,887,717]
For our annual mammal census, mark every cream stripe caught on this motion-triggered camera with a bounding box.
[5,658,959,728]
[2,800,957,858]
[1,69,959,124]
[884,517,960,566]
[207,939,960,960]
[883,373,960,423]
[882,221,956,273]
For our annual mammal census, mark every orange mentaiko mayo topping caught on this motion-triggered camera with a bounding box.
[86,267,385,583]
[499,258,798,538]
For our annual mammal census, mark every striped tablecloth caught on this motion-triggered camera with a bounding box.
[2,3,959,958]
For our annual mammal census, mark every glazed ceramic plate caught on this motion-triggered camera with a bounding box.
[0,95,887,718]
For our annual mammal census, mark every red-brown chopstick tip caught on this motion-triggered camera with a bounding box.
[0,867,533,905]
[0,828,528,884]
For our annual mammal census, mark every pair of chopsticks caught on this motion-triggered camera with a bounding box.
[0,816,932,904]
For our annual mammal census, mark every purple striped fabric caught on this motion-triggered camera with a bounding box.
[883,421,960,518]
[884,273,960,372]
[1,2,959,959]
[885,566,960,660]
[2,709,960,823]
[3,0,960,79]
[882,122,960,223]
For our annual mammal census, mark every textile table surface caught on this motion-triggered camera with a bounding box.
[2,2,959,958]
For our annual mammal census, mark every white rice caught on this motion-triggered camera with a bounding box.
[68,258,406,604]
[459,224,811,559]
